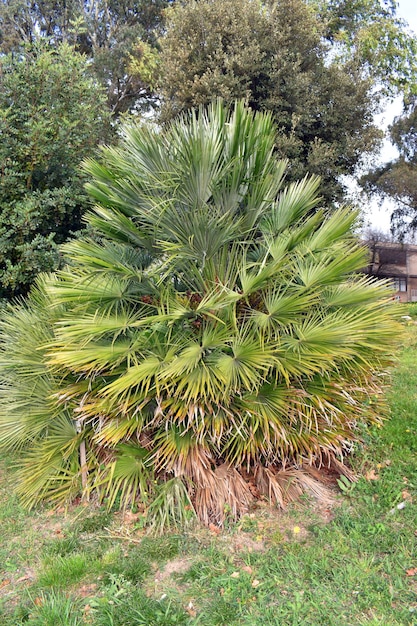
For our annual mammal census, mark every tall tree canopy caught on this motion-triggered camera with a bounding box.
[315,0,417,94]
[0,0,168,115]
[0,42,110,298]
[362,97,417,240]
[159,0,417,202]
[0,1,167,298]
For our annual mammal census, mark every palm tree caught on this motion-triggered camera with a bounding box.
[0,101,400,527]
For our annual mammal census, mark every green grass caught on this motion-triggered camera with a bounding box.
[1,317,417,625]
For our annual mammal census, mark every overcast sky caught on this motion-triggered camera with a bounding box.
[397,0,416,29]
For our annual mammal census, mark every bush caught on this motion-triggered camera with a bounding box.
[0,101,400,526]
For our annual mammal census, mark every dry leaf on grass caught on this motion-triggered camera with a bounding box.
[16,575,33,583]
[365,469,379,481]
[78,584,98,598]
[186,601,196,617]
[208,523,221,535]
[406,568,417,577]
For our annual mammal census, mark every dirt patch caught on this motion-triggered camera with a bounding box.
[226,532,267,553]
[146,557,194,600]
[76,582,99,598]
[0,567,36,609]
[154,557,193,582]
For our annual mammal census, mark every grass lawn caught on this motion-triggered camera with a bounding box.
[0,319,416,625]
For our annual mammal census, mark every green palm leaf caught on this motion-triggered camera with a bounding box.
[97,443,152,510]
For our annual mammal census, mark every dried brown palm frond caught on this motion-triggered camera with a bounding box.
[324,452,358,483]
[254,465,288,508]
[279,468,334,505]
[193,464,254,526]
[254,464,334,509]
[172,444,214,486]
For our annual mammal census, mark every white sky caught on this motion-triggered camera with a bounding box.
[362,0,417,234]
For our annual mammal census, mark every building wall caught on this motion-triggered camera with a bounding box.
[365,242,417,303]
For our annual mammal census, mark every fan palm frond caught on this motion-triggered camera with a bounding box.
[97,443,153,510]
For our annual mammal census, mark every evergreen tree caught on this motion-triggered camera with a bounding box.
[159,0,417,202]
[0,0,168,115]
[362,97,417,240]
[0,42,110,297]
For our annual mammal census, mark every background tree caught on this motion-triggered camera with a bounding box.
[0,102,399,527]
[159,0,417,203]
[0,0,168,115]
[361,97,417,241]
[315,0,417,95]
[0,41,110,298]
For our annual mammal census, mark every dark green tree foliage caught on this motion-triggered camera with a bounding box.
[160,0,379,202]
[160,0,417,203]
[362,98,417,240]
[0,0,168,115]
[320,0,417,238]
[0,42,110,298]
